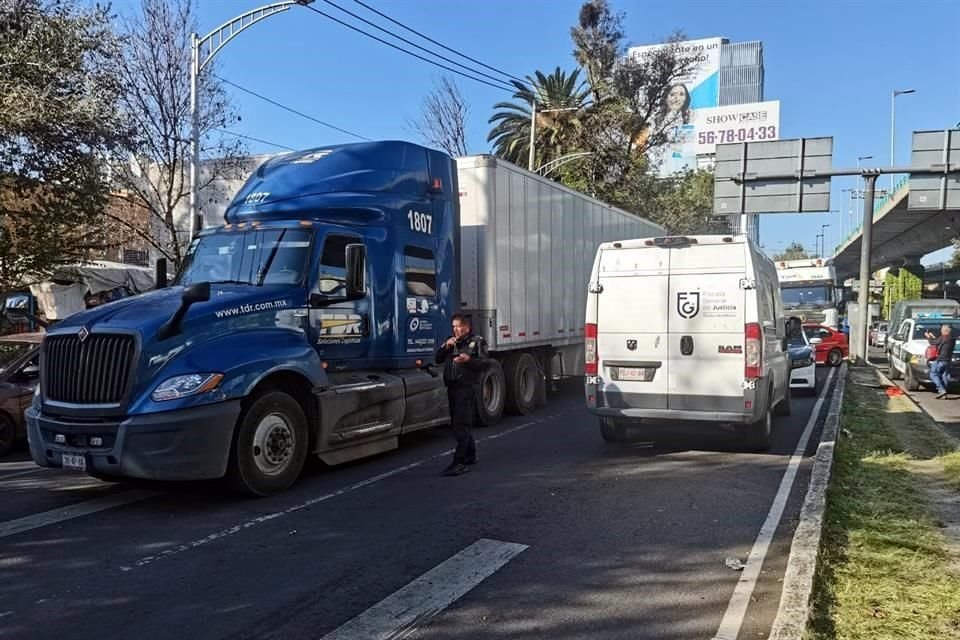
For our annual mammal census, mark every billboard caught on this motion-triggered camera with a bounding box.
[694,101,781,155]
[628,37,724,175]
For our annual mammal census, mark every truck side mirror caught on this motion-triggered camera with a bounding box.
[345,244,367,298]
[158,282,210,341]
[155,258,168,290]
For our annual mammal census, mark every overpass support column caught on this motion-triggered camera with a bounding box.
[854,174,879,364]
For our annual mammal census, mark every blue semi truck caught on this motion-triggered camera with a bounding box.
[26,141,659,495]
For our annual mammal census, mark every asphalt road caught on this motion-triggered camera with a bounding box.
[0,369,836,640]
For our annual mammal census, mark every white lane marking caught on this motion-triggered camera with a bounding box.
[711,367,837,640]
[128,414,555,571]
[0,468,49,481]
[320,538,528,640]
[0,462,46,473]
[0,490,159,540]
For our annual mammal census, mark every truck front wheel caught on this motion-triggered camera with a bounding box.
[475,361,505,427]
[226,391,308,497]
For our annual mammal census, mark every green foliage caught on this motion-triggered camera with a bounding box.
[0,0,129,294]
[772,242,811,262]
[883,271,898,319]
[900,266,923,301]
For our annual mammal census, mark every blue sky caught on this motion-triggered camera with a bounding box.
[118,0,959,261]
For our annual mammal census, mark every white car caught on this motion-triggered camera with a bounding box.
[787,327,817,393]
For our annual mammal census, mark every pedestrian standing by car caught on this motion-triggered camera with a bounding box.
[436,314,489,476]
[924,324,956,399]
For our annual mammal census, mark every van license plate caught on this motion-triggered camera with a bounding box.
[617,367,654,382]
[62,454,86,472]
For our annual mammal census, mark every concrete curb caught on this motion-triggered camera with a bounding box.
[767,363,847,640]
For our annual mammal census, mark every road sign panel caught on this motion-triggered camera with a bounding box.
[909,129,960,211]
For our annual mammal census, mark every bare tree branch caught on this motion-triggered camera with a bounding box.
[407,75,469,157]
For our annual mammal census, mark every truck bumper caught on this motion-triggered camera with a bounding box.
[26,400,242,481]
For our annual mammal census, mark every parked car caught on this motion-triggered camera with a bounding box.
[870,321,889,348]
[0,333,42,456]
[887,317,960,391]
[787,325,817,394]
[585,234,792,451]
[803,323,848,367]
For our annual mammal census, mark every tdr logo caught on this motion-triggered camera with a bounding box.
[677,291,700,319]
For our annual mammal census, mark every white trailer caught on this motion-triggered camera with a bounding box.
[455,155,662,414]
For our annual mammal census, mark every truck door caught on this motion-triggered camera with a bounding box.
[401,244,440,358]
[667,244,746,413]
[596,247,670,410]
[310,232,371,366]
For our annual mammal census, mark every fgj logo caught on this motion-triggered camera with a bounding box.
[677,291,700,319]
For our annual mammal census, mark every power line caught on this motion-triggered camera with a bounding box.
[301,3,518,93]
[350,0,530,87]
[319,0,525,91]
[213,128,296,152]
[214,74,372,142]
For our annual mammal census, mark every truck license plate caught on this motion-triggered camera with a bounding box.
[617,367,654,382]
[62,454,86,472]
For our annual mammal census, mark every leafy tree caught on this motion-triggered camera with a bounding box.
[487,67,589,170]
[773,242,812,261]
[563,1,698,208]
[0,0,129,295]
[408,75,469,157]
[109,0,245,269]
[651,169,728,235]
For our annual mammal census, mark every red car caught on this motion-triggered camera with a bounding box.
[803,324,848,367]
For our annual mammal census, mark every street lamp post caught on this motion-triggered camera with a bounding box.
[821,223,831,258]
[528,103,580,171]
[815,233,823,258]
[890,89,915,192]
[189,1,315,240]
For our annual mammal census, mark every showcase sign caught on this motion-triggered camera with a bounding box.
[694,101,781,155]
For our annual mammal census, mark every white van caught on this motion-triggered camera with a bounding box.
[584,235,791,450]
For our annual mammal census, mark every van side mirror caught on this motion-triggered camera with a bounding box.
[787,316,802,338]
[345,244,367,298]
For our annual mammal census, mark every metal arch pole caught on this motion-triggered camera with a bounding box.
[188,1,303,240]
[537,152,593,176]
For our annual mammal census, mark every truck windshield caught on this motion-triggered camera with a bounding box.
[177,228,313,287]
[781,285,833,309]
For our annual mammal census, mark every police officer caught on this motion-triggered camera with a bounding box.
[436,314,488,476]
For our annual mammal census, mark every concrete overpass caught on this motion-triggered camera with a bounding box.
[832,178,960,281]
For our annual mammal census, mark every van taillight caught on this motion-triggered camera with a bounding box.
[745,322,762,379]
[585,323,598,375]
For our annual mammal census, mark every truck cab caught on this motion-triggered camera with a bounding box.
[887,315,960,391]
[27,142,462,496]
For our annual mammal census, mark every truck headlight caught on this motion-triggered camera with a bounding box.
[151,373,223,402]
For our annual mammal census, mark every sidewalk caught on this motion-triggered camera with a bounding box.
[809,365,960,640]
[869,347,960,440]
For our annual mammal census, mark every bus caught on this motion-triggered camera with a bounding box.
[775,258,839,329]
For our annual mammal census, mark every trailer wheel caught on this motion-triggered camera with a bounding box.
[226,391,308,497]
[504,352,539,415]
[475,361,505,427]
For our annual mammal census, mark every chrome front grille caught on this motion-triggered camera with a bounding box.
[44,334,136,404]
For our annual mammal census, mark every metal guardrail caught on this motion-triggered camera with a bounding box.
[834,176,911,253]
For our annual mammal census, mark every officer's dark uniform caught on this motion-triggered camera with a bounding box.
[435,332,489,467]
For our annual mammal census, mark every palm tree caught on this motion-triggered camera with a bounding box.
[487,67,590,171]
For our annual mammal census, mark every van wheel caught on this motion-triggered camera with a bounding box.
[599,417,629,443]
[740,407,772,451]
[226,391,308,497]
[827,349,843,367]
[904,365,921,392]
[774,384,791,417]
[475,361,505,426]
[504,352,539,415]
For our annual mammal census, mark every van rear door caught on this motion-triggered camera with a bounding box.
[595,246,669,410]
[667,242,747,413]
